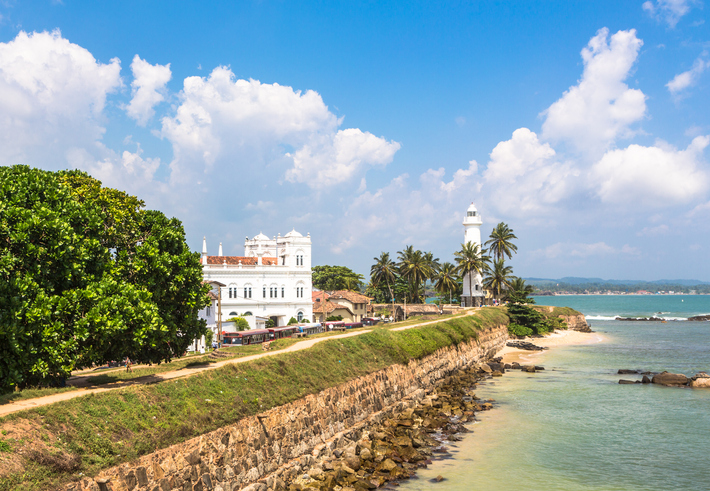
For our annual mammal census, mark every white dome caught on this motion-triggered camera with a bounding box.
[284,228,303,238]
[252,232,270,241]
[466,202,479,213]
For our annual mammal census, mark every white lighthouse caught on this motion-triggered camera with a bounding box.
[462,202,485,307]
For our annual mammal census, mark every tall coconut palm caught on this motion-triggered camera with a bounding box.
[435,262,459,304]
[397,246,430,303]
[483,258,514,301]
[485,222,518,262]
[370,252,397,301]
[454,242,490,307]
[423,251,440,279]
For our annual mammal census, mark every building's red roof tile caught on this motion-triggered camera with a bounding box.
[206,256,278,266]
[327,290,371,304]
[312,301,353,315]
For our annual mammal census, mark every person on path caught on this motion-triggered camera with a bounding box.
[125,356,132,372]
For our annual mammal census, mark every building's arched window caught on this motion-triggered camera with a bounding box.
[229,312,238,316]
[244,284,252,299]
[281,286,285,298]
[243,311,252,316]
[297,311,304,322]
[263,286,266,298]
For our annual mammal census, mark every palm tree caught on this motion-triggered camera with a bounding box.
[370,252,397,301]
[423,251,440,279]
[454,242,490,307]
[485,222,518,262]
[483,259,514,301]
[435,262,459,304]
[506,277,535,304]
[397,246,431,303]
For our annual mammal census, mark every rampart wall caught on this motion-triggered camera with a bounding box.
[68,323,508,491]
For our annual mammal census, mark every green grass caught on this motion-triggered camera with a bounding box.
[536,305,581,318]
[0,309,509,491]
[0,439,11,452]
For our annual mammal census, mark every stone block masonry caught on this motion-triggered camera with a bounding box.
[67,324,508,491]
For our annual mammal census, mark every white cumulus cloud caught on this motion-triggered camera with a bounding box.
[590,135,710,207]
[332,160,480,254]
[483,128,578,216]
[160,66,400,188]
[643,0,696,28]
[666,54,710,97]
[541,28,646,157]
[0,30,122,167]
[126,55,171,126]
[285,128,400,186]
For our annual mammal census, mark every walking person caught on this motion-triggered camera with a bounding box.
[125,356,132,372]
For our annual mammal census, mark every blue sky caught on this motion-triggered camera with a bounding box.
[1,1,709,281]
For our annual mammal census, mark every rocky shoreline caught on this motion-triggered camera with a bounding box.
[263,364,497,491]
[263,356,552,491]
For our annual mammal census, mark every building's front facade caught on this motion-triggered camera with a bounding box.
[200,230,313,335]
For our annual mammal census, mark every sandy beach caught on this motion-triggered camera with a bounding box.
[499,329,606,365]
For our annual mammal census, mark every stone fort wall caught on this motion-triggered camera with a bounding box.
[68,323,508,491]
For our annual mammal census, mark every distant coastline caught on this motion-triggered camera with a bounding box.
[535,292,710,296]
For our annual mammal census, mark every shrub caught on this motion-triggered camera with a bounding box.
[326,315,343,321]
[287,317,299,325]
[508,323,533,337]
[507,304,551,335]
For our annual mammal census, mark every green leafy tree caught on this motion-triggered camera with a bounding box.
[485,222,518,262]
[226,317,250,330]
[0,166,208,392]
[287,317,299,325]
[483,259,514,301]
[312,265,364,291]
[454,242,490,306]
[435,262,459,304]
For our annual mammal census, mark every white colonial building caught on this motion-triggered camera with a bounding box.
[198,229,313,341]
[462,202,486,307]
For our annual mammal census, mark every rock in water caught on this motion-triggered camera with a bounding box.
[618,369,641,374]
[651,371,689,386]
[689,372,710,388]
[642,375,651,384]
[618,379,636,384]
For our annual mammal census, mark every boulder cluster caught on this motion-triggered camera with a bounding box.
[506,341,548,351]
[265,365,496,491]
[618,370,710,388]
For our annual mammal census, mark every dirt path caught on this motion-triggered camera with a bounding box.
[2,313,480,417]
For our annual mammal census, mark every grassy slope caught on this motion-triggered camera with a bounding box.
[0,308,508,491]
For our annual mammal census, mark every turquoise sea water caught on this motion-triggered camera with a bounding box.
[400,295,710,491]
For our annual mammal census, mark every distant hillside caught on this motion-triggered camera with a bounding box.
[525,277,710,287]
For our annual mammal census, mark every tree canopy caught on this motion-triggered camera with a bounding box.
[0,166,208,392]
[311,265,364,291]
